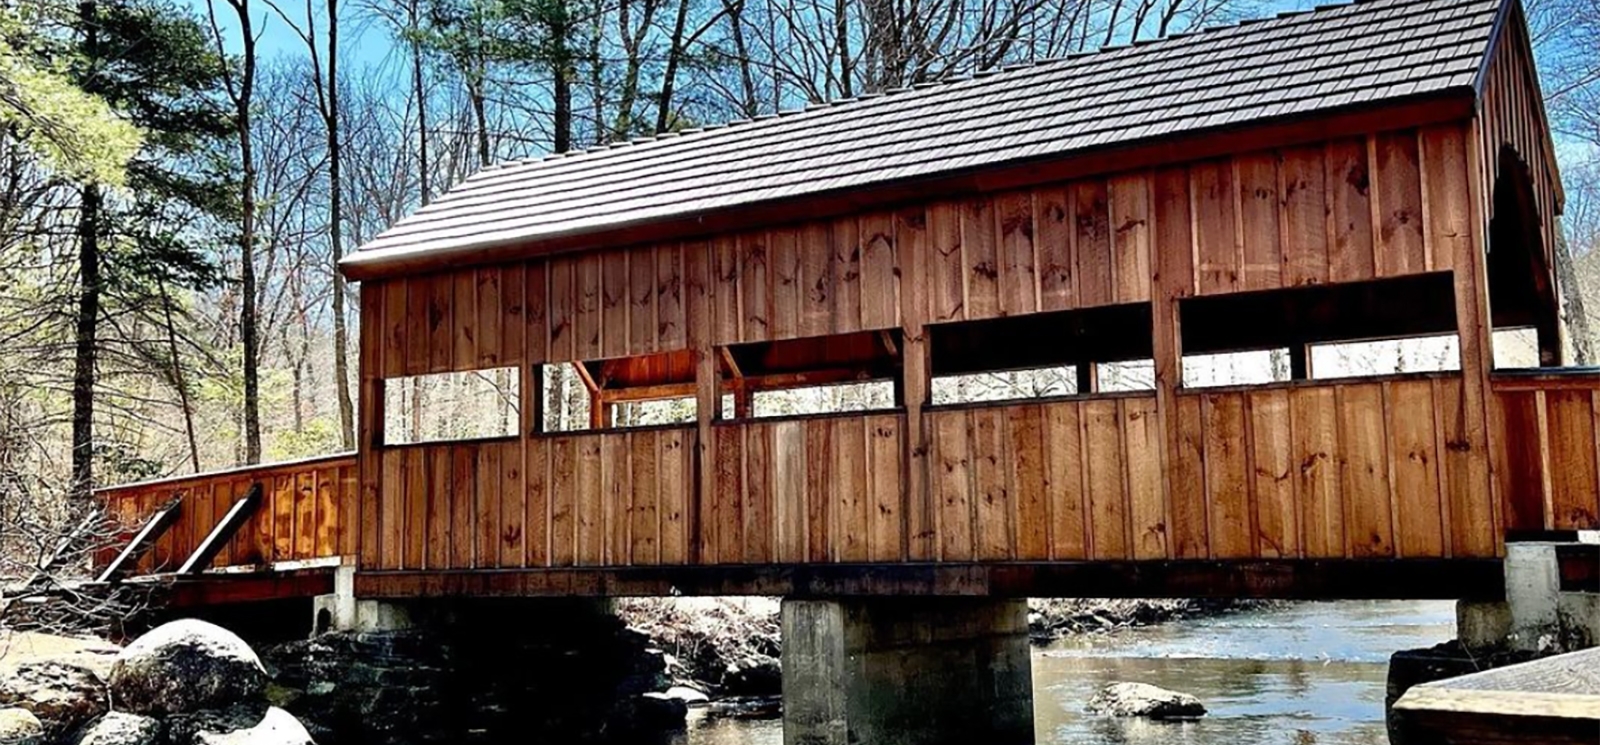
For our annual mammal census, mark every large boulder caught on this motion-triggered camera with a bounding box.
[0,707,44,744]
[190,707,314,745]
[1086,682,1207,719]
[0,660,108,730]
[74,712,163,745]
[109,620,267,716]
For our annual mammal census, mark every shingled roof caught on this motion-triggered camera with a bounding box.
[346,0,1508,277]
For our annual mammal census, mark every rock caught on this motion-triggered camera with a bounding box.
[74,712,163,745]
[1086,682,1206,719]
[188,707,314,745]
[659,685,709,705]
[109,620,267,716]
[0,707,44,744]
[704,696,781,720]
[0,660,108,730]
[720,655,780,696]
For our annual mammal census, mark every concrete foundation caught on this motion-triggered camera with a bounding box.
[312,566,413,634]
[781,597,1033,745]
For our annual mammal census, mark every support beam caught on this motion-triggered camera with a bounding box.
[782,597,1033,745]
[178,483,264,575]
[96,498,183,583]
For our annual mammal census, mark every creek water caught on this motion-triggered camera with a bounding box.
[677,599,1456,745]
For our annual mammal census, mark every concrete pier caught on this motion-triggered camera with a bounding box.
[781,597,1034,745]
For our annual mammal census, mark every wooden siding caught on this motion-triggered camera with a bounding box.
[364,128,1463,377]
[1477,1,1562,268]
[94,371,1600,577]
[1491,373,1600,533]
[369,429,694,571]
[96,454,357,573]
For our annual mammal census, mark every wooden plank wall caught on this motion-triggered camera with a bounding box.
[370,429,694,571]
[364,129,1461,374]
[924,396,1163,562]
[96,454,357,573]
[706,414,905,565]
[1491,374,1600,534]
[1477,1,1562,268]
[920,375,1499,563]
[1171,375,1497,560]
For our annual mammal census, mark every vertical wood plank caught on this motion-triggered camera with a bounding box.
[1109,173,1151,303]
[1044,403,1088,560]
[1192,160,1240,295]
[928,202,965,322]
[867,415,902,562]
[1375,129,1427,276]
[1327,138,1376,283]
[770,227,802,340]
[1250,389,1298,558]
[629,246,658,356]
[1010,405,1049,561]
[1389,379,1445,558]
[859,212,899,330]
[1339,384,1395,557]
[1083,400,1128,559]
[963,197,1000,319]
[972,408,1012,561]
[996,191,1038,316]
[1280,145,1331,285]
[1123,397,1166,559]
[1237,152,1283,291]
[1074,180,1114,307]
[741,233,771,341]
[1203,393,1252,558]
[1169,395,1210,558]
[932,411,973,561]
[1034,187,1075,311]
[831,216,862,334]
[631,430,661,565]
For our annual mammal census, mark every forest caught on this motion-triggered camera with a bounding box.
[0,0,1598,571]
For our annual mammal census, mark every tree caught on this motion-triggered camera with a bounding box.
[63,0,233,499]
[0,5,141,185]
[206,0,263,464]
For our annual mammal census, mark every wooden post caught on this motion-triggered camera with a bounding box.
[1151,166,1193,562]
[356,284,386,570]
[1076,362,1099,394]
[898,208,933,561]
[1289,343,1311,380]
[524,363,546,436]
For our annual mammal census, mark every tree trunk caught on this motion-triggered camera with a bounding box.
[160,280,202,472]
[1554,227,1594,365]
[239,4,262,465]
[328,0,355,450]
[656,0,691,132]
[70,181,100,502]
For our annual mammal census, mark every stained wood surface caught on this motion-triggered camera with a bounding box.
[96,454,357,574]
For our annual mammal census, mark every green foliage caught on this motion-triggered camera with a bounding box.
[269,418,343,461]
[0,8,142,184]
[72,0,238,293]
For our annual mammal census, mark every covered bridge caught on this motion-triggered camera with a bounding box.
[97,0,1592,603]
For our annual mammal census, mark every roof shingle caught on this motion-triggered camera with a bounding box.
[349,0,1503,272]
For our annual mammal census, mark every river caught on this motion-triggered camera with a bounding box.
[678,599,1456,745]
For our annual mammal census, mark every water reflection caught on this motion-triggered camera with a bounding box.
[678,600,1455,745]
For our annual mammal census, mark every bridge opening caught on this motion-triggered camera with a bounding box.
[383,367,521,445]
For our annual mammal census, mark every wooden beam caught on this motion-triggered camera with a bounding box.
[96,499,183,583]
[718,347,743,379]
[178,484,264,575]
[353,558,1506,600]
[878,330,900,357]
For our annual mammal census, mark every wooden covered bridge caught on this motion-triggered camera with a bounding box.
[96,0,1595,607]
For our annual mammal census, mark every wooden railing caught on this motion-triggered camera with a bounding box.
[97,370,1600,579]
[1491,369,1600,533]
[95,453,358,573]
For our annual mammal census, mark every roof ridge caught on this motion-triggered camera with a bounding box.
[454,0,1389,189]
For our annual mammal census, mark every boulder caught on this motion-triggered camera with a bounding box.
[720,655,780,696]
[1086,682,1206,719]
[74,712,163,745]
[0,660,108,730]
[188,707,315,745]
[658,685,709,705]
[0,707,44,744]
[109,620,267,716]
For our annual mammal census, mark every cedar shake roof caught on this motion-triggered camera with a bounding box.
[346,0,1507,277]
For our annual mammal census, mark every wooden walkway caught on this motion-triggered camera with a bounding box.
[1393,647,1600,744]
